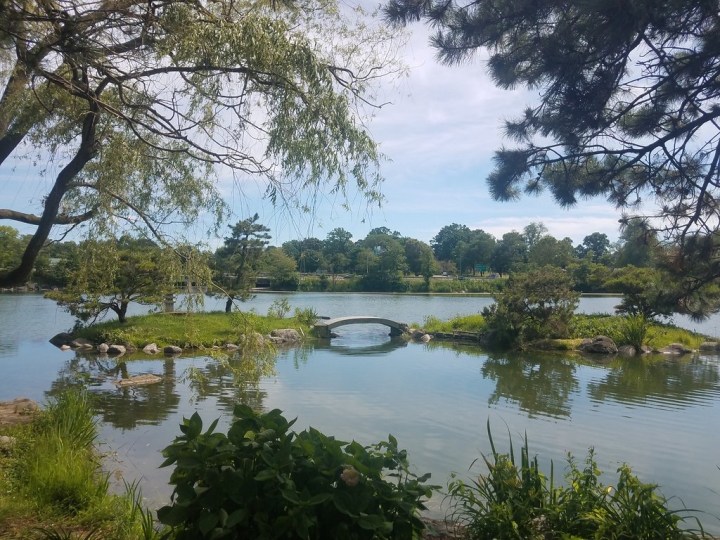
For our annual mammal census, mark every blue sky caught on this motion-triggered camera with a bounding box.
[251,23,626,247]
[0,20,625,249]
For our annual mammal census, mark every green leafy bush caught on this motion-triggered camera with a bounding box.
[267,298,292,319]
[448,424,705,539]
[483,267,579,348]
[157,405,436,539]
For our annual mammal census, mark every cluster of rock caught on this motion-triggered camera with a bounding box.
[408,328,432,343]
[407,328,709,357]
[577,335,698,356]
[49,328,304,358]
[49,329,304,390]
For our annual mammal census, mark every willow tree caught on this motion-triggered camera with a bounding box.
[0,0,399,286]
[48,237,192,323]
[384,0,720,314]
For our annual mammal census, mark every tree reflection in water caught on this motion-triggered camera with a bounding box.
[481,352,579,419]
[182,348,276,415]
[46,346,280,429]
[48,353,181,429]
[423,342,580,418]
[587,354,720,407]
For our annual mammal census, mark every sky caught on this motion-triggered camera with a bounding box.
[238,19,626,248]
[0,11,626,250]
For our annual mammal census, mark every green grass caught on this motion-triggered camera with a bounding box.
[0,390,153,539]
[420,313,487,333]
[74,310,314,349]
[570,314,706,350]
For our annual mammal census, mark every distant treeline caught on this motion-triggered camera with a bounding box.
[1,218,657,295]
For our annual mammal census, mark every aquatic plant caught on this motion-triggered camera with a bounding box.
[448,422,706,539]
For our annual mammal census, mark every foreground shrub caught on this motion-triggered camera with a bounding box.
[158,405,435,539]
[449,424,706,539]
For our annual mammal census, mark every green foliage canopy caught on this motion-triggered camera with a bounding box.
[48,237,203,323]
[384,0,720,274]
[215,214,271,308]
[0,0,400,286]
[484,266,579,346]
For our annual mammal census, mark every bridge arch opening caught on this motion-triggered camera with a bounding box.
[314,316,408,338]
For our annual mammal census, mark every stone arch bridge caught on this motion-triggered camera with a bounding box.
[313,316,409,338]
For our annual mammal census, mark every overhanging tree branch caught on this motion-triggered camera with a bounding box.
[0,208,97,225]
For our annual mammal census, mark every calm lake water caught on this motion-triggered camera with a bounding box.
[1,292,719,532]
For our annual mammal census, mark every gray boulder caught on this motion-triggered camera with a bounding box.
[107,344,126,356]
[97,343,109,353]
[269,329,302,343]
[699,341,720,352]
[49,332,74,347]
[0,435,16,452]
[659,343,693,355]
[70,337,94,349]
[163,345,183,355]
[618,345,637,357]
[236,333,266,349]
[578,335,618,355]
[143,343,160,354]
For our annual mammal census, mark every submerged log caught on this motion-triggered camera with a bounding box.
[114,374,162,387]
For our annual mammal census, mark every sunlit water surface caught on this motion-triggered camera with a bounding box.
[1,293,719,532]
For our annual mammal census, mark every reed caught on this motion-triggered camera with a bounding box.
[447,421,707,539]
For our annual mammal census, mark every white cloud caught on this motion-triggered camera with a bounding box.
[0,15,626,249]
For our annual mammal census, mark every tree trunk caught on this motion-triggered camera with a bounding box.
[0,105,98,287]
[110,300,129,323]
[118,301,128,323]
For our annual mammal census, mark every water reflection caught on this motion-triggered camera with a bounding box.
[48,354,181,429]
[0,341,17,358]
[481,352,579,419]
[34,337,720,534]
[94,360,181,429]
[588,354,720,408]
[316,336,409,356]
[46,348,279,428]
[183,351,275,415]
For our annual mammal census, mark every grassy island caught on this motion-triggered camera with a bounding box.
[421,313,708,352]
[74,310,317,351]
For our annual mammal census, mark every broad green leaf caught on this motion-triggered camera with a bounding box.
[254,469,277,481]
[198,510,219,535]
